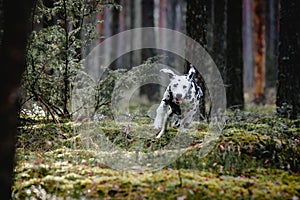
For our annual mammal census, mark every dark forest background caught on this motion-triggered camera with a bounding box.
[0,0,299,199]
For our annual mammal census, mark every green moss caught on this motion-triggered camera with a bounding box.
[13,106,300,199]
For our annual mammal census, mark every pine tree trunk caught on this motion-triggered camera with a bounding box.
[186,1,207,48]
[140,0,159,101]
[117,0,126,67]
[0,0,34,198]
[212,0,227,82]
[226,0,244,109]
[129,0,135,67]
[253,0,266,104]
[141,0,155,60]
[243,0,254,89]
[186,0,208,119]
[276,0,300,119]
[109,0,120,70]
[62,0,70,117]
[265,0,279,88]
[159,0,166,28]
[166,0,176,29]
[97,11,104,43]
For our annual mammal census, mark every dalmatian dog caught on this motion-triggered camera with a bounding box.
[154,65,203,138]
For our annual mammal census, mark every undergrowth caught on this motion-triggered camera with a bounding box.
[13,105,300,199]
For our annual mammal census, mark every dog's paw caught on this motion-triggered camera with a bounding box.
[156,134,162,139]
[156,130,165,139]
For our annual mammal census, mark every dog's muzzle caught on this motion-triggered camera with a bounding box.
[173,97,182,104]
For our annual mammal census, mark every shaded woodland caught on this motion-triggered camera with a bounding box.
[0,0,299,199]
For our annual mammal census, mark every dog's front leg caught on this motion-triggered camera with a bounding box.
[156,107,172,138]
[154,101,167,130]
[154,88,171,129]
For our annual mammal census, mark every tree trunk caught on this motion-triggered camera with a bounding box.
[97,11,104,43]
[212,0,227,83]
[253,0,266,104]
[129,0,135,67]
[166,0,176,30]
[141,0,155,61]
[276,0,300,119]
[265,0,279,88]
[226,0,244,109]
[117,0,126,67]
[109,0,120,70]
[140,0,158,101]
[175,0,184,32]
[0,0,34,198]
[186,0,208,119]
[243,0,254,90]
[186,1,207,49]
[62,0,70,117]
[159,0,166,28]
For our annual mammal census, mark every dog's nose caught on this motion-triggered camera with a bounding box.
[176,93,182,99]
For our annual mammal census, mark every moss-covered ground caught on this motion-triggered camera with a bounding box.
[13,106,300,199]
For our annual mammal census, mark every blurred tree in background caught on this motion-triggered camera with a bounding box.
[276,0,300,119]
[0,0,34,198]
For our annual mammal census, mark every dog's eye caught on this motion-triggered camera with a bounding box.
[173,83,178,87]
[183,85,187,89]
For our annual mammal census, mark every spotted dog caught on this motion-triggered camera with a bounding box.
[154,66,203,138]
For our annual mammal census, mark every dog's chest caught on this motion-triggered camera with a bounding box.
[169,91,198,115]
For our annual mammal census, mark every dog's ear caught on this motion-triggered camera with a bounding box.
[160,68,176,79]
[187,64,196,80]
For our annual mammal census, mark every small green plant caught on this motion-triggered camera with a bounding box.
[21,0,119,121]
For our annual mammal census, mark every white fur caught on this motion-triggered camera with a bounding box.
[154,67,202,138]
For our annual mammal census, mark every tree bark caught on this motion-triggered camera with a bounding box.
[141,0,155,61]
[212,0,227,83]
[62,0,70,117]
[226,0,244,109]
[129,0,135,67]
[265,0,279,88]
[117,0,127,67]
[243,0,254,89]
[186,1,207,49]
[159,0,166,28]
[276,0,300,119]
[186,0,208,119]
[253,0,266,104]
[109,0,120,70]
[140,0,158,101]
[0,0,34,198]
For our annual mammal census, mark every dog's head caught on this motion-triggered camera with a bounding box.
[161,66,197,104]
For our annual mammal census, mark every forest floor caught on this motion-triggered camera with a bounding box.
[13,105,300,199]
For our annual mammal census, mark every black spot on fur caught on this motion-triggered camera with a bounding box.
[174,120,180,127]
[173,83,178,87]
[183,85,187,89]
[165,91,181,116]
